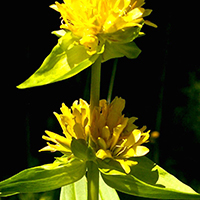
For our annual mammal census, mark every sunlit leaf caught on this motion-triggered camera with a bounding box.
[99,174,120,200]
[0,158,86,197]
[104,26,142,44]
[17,32,100,89]
[71,138,96,161]
[60,174,120,200]
[102,41,141,62]
[71,138,89,161]
[60,176,87,200]
[100,156,200,199]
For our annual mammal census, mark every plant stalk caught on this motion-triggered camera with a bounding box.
[87,55,102,200]
[90,55,102,113]
[87,161,99,200]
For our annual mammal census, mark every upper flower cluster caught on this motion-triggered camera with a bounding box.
[40,97,150,173]
[17,0,157,89]
[51,0,156,55]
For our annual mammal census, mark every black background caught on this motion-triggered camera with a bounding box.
[1,0,200,199]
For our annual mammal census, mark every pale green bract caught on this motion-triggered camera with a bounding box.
[59,174,120,200]
[17,29,141,89]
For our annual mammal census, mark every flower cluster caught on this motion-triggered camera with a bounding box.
[40,97,150,173]
[51,0,157,55]
[17,0,157,89]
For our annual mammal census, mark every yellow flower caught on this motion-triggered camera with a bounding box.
[40,97,150,173]
[90,97,150,173]
[17,0,157,89]
[50,0,157,55]
[39,99,90,154]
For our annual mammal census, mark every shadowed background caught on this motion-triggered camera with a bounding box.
[1,0,200,199]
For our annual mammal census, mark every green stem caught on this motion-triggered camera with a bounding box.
[87,161,99,200]
[90,55,102,113]
[87,55,102,200]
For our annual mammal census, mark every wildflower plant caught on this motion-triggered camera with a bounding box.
[0,0,200,200]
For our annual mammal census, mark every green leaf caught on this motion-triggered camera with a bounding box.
[100,156,200,199]
[0,158,86,197]
[60,174,120,200]
[102,41,141,62]
[60,176,87,200]
[104,26,142,44]
[99,173,120,200]
[71,138,96,161]
[51,30,67,38]
[71,138,89,161]
[17,32,100,89]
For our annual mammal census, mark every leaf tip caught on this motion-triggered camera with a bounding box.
[16,82,30,89]
[16,84,25,89]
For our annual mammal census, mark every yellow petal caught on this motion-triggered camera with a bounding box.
[53,112,67,132]
[123,145,149,158]
[136,131,150,145]
[134,146,149,156]
[144,20,158,28]
[49,4,59,12]
[45,130,71,148]
[121,146,135,158]
[79,99,90,126]
[97,137,107,150]
[134,0,145,8]
[112,146,126,157]
[143,9,152,17]
[99,99,109,119]
[46,142,71,153]
[73,123,85,139]
[116,159,137,174]
[122,129,141,148]
[42,135,57,144]
[102,126,111,141]
[72,107,82,124]
[39,145,57,152]
[60,103,73,119]
[96,149,112,160]
[124,8,144,22]
[123,117,138,135]
[107,97,125,130]
[110,117,129,150]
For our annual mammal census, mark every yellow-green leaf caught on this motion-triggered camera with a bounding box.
[17,32,101,89]
[102,41,141,62]
[100,156,200,199]
[0,158,86,197]
[60,174,120,200]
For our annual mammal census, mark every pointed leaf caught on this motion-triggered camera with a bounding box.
[17,32,100,89]
[0,158,86,197]
[100,156,200,199]
[104,26,142,44]
[60,176,87,200]
[71,138,96,161]
[71,138,89,161]
[60,174,120,200]
[99,173,120,200]
[102,41,141,62]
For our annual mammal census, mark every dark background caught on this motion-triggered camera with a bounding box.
[1,0,200,199]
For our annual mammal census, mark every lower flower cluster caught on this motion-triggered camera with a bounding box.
[40,97,150,173]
